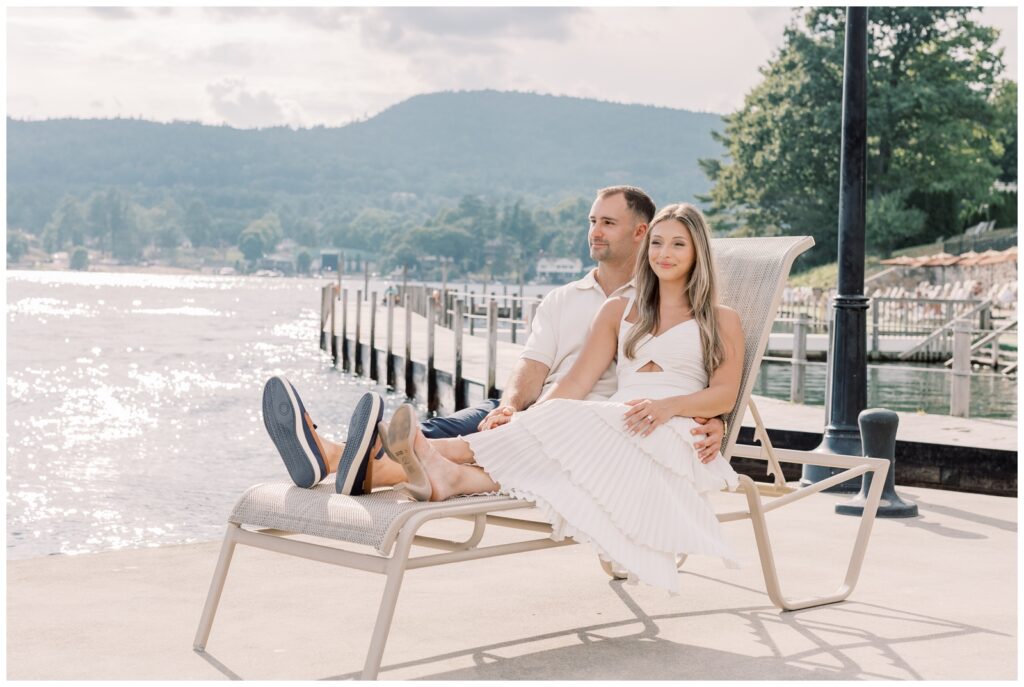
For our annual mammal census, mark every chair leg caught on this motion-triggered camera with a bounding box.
[193,524,240,650]
[360,532,416,680]
[739,467,886,611]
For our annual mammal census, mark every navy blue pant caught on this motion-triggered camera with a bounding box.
[420,399,500,439]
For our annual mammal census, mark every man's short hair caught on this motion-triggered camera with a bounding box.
[596,186,656,224]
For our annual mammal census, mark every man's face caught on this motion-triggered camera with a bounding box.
[588,193,644,265]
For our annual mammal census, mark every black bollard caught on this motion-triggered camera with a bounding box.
[836,409,918,518]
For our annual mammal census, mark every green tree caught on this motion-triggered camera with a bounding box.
[992,79,1017,183]
[70,246,89,271]
[183,200,213,247]
[867,191,926,257]
[7,229,28,264]
[238,229,266,262]
[156,224,184,251]
[296,249,312,274]
[41,196,85,253]
[701,8,1008,265]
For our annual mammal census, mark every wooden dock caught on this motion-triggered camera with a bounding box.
[319,284,1016,461]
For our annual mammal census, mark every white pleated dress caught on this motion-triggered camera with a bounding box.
[465,301,740,593]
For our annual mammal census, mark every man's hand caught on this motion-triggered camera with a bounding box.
[691,416,725,463]
[478,405,516,431]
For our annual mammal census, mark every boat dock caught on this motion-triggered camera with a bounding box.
[321,291,1016,494]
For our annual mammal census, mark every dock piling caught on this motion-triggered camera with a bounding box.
[791,314,808,404]
[341,289,350,373]
[369,291,379,382]
[486,298,498,399]
[427,295,438,414]
[454,298,466,410]
[331,293,340,368]
[404,292,415,400]
[386,296,395,390]
[950,319,971,417]
[355,290,363,377]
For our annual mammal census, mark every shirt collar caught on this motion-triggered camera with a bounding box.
[574,268,635,296]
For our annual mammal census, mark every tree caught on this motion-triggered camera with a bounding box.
[156,224,184,251]
[238,229,266,262]
[7,229,28,264]
[992,79,1017,183]
[701,8,1008,265]
[183,200,213,247]
[296,249,312,274]
[41,196,85,253]
[70,247,89,271]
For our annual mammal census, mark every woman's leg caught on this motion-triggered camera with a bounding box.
[414,429,498,501]
[428,437,477,464]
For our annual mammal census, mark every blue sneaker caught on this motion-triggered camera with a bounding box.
[262,376,329,488]
[336,392,384,495]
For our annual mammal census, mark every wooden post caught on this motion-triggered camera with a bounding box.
[331,294,340,368]
[950,319,971,417]
[426,295,438,414]
[320,285,331,351]
[386,295,395,390]
[454,298,466,410]
[341,289,350,373]
[486,298,498,399]
[404,292,414,399]
[469,294,476,335]
[369,291,379,383]
[354,289,363,377]
[791,314,808,404]
[871,299,880,356]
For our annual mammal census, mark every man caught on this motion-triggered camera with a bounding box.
[264,186,726,494]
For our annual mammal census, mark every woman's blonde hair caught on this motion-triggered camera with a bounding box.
[622,202,724,378]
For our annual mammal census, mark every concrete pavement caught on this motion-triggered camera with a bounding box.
[7,484,1016,680]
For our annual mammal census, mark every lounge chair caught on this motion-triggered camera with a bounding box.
[193,236,889,679]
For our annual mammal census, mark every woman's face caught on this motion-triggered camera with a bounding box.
[648,218,696,283]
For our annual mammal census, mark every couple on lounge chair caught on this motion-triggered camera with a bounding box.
[261,187,743,592]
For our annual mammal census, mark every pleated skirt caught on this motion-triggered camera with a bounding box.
[464,398,740,593]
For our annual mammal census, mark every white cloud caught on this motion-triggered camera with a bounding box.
[5,6,1018,128]
[205,79,305,129]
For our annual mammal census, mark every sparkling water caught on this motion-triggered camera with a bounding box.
[6,270,1015,560]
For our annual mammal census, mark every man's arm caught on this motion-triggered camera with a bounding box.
[478,358,549,431]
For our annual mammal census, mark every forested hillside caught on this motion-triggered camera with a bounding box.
[7,90,724,275]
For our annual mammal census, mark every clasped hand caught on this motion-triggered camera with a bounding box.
[478,404,516,431]
[622,398,673,436]
[623,399,721,464]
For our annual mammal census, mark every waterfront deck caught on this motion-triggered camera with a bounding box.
[335,300,1016,454]
[7,484,1016,679]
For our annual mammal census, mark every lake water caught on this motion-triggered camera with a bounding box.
[6,270,1017,560]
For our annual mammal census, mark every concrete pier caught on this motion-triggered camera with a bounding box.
[7,485,1016,679]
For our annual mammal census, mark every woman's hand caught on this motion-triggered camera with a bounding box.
[622,398,673,437]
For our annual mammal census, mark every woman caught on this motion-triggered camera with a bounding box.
[383,203,745,593]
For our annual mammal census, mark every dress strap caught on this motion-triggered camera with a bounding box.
[621,295,637,325]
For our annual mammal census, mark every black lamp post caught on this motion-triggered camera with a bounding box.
[802,7,870,491]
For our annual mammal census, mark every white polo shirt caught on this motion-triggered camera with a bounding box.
[520,269,635,401]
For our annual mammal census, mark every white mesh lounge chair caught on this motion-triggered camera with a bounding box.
[193,236,889,679]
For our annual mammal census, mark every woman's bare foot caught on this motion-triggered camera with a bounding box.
[413,428,462,501]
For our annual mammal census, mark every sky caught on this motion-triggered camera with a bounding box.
[6,6,1019,129]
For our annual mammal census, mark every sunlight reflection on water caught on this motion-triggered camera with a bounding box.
[7,270,400,560]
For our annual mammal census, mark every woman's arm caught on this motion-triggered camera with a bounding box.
[623,306,744,435]
[540,297,627,402]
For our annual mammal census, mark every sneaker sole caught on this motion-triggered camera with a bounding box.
[262,377,324,488]
[337,393,384,495]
